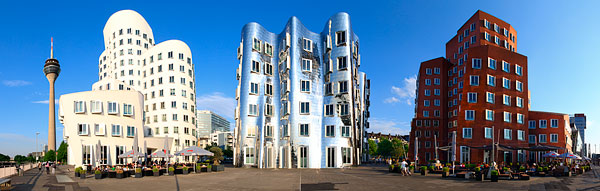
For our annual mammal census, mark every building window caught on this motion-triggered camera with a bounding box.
[251,60,260,73]
[424,100,430,107]
[325,104,334,116]
[336,31,346,45]
[518,130,525,141]
[515,65,523,76]
[75,101,85,113]
[467,92,477,103]
[486,92,494,103]
[341,126,350,137]
[502,61,510,73]
[540,120,547,128]
[551,119,559,128]
[246,125,256,137]
[424,89,430,96]
[265,43,273,56]
[485,127,492,139]
[529,120,536,129]
[504,112,511,123]
[487,75,495,86]
[245,147,255,164]
[529,135,536,144]
[550,134,558,143]
[107,102,118,114]
[516,81,523,92]
[265,83,273,96]
[470,75,479,86]
[82,145,91,165]
[516,97,523,108]
[300,102,310,114]
[250,82,259,94]
[485,110,494,121]
[465,110,475,120]
[471,35,476,44]
[460,146,470,164]
[253,38,261,51]
[301,80,310,92]
[463,128,472,139]
[503,94,511,106]
[488,58,496,70]
[340,104,349,116]
[539,134,547,143]
[90,100,102,113]
[123,104,133,116]
[503,78,510,89]
[517,113,524,124]
[78,124,88,136]
[425,79,431,86]
[111,124,121,136]
[300,124,309,136]
[303,38,312,51]
[504,129,512,140]
[301,59,312,72]
[326,125,335,137]
[341,147,351,164]
[337,56,347,70]
[126,126,135,137]
[423,111,429,117]
[339,81,348,93]
[248,104,258,116]
[299,146,308,168]
[265,104,273,116]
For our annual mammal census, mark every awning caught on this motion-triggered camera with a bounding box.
[522,145,564,151]
[468,144,519,151]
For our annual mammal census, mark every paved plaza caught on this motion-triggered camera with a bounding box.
[6,164,600,191]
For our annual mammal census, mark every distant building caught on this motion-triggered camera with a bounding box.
[196,110,231,139]
[210,131,234,149]
[367,132,408,144]
[570,113,587,156]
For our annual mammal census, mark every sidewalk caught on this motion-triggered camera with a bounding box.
[9,165,89,191]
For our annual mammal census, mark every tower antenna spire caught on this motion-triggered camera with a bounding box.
[50,37,54,59]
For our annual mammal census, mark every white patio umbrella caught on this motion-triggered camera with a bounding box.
[175,146,214,173]
[96,140,101,168]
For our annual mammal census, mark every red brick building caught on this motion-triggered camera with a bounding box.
[409,10,572,164]
[528,111,573,161]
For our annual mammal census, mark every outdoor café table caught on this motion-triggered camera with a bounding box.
[108,171,116,178]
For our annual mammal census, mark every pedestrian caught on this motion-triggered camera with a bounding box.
[400,159,408,176]
[45,162,50,174]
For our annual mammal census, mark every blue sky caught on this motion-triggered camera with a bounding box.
[1,0,599,157]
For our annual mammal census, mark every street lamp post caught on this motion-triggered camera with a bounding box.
[36,132,40,161]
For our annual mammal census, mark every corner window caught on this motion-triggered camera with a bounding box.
[488,58,496,69]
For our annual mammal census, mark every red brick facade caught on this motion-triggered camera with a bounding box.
[409,10,572,165]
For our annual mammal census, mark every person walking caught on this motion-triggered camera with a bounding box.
[400,159,408,176]
[45,162,50,174]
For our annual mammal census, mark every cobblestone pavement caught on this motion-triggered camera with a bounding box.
[9,165,600,190]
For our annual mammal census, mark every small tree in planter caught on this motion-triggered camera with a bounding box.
[95,170,102,179]
[80,169,87,179]
[182,166,189,175]
[428,165,434,172]
[442,167,450,178]
[196,163,203,173]
[389,165,395,172]
[210,147,225,171]
[491,170,499,182]
[135,168,142,178]
[420,166,428,176]
[116,170,124,179]
[153,167,159,176]
[475,167,484,181]
[74,167,82,177]
[537,167,544,176]
[519,166,526,173]
[409,165,415,174]
[168,167,175,176]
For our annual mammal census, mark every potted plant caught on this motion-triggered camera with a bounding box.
[428,165,434,172]
[80,169,87,179]
[196,163,203,173]
[409,165,415,174]
[153,167,159,176]
[74,167,81,177]
[116,170,124,179]
[475,167,484,181]
[519,166,526,172]
[94,170,102,179]
[389,164,395,172]
[134,168,142,178]
[420,166,428,176]
[168,167,175,176]
[210,147,225,171]
[491,170,499,182]
[182,166,189,175]
[442,167,450,178]
[502,167,509,174]
[394,164,400,173]
[537,167,544,176]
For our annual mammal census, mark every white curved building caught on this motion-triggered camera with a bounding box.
[94,10,197,160]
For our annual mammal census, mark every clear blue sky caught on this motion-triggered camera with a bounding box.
[1,0,599,157]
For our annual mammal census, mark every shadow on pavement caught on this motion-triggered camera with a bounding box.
[301,182,348,191]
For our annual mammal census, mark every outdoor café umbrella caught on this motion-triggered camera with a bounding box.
[543,151,560,158]
[558,152,578,159]
[175,146,214,172]
[96,140,101,168]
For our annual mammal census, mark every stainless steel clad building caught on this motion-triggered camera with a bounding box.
[234,12,370,168]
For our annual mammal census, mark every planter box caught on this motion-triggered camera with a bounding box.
[421,171,427,176]
[153,171,160,177]
[80,174,86,179]
[75,172,80,177]
[95,174,102,179]
[175,169,183,174]
[183,169,189,175]
[212,165,224,172]
[389,167,394,172]
[201,167,212,172]
[116,173,124,179]
[476,173,484,181]
[168,171,174,176]
[491,175,498,182]
[442,172,449,178]
[135,173,142,178]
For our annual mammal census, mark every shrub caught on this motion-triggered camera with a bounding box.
[80,169,87,174]
[428,166,434,171]
[445,163,452,166]
[152,167,159,172]
[95,170,101,174]
[537,167,543,172]
[135,168,142,173]
[502,167,509,172]
[491,170,499,176]
[168,167,175,172]
[474,167,481,172]
[420,166,427,171]
[389,165,394,170]
[197,164,202,169]
[519,166,525,172]
[207,164,212,169]
[443,167,450,172]
[183,166,188,171]
[75,167,81,173]
[409,165,414,170]
[543,167,549,171]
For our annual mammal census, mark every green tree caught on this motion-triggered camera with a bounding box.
[57,141,68,163]
[13,155,27,164]
[377,138,393,158]
[391,139,406,159]
[44,150,56,162]
[0,153,10,161]
[223,148,233,158]
[368,139,378,156]
[209,147,224,165]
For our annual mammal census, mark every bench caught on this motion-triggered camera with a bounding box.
[0,178,12,191]
[519,174,530,180]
